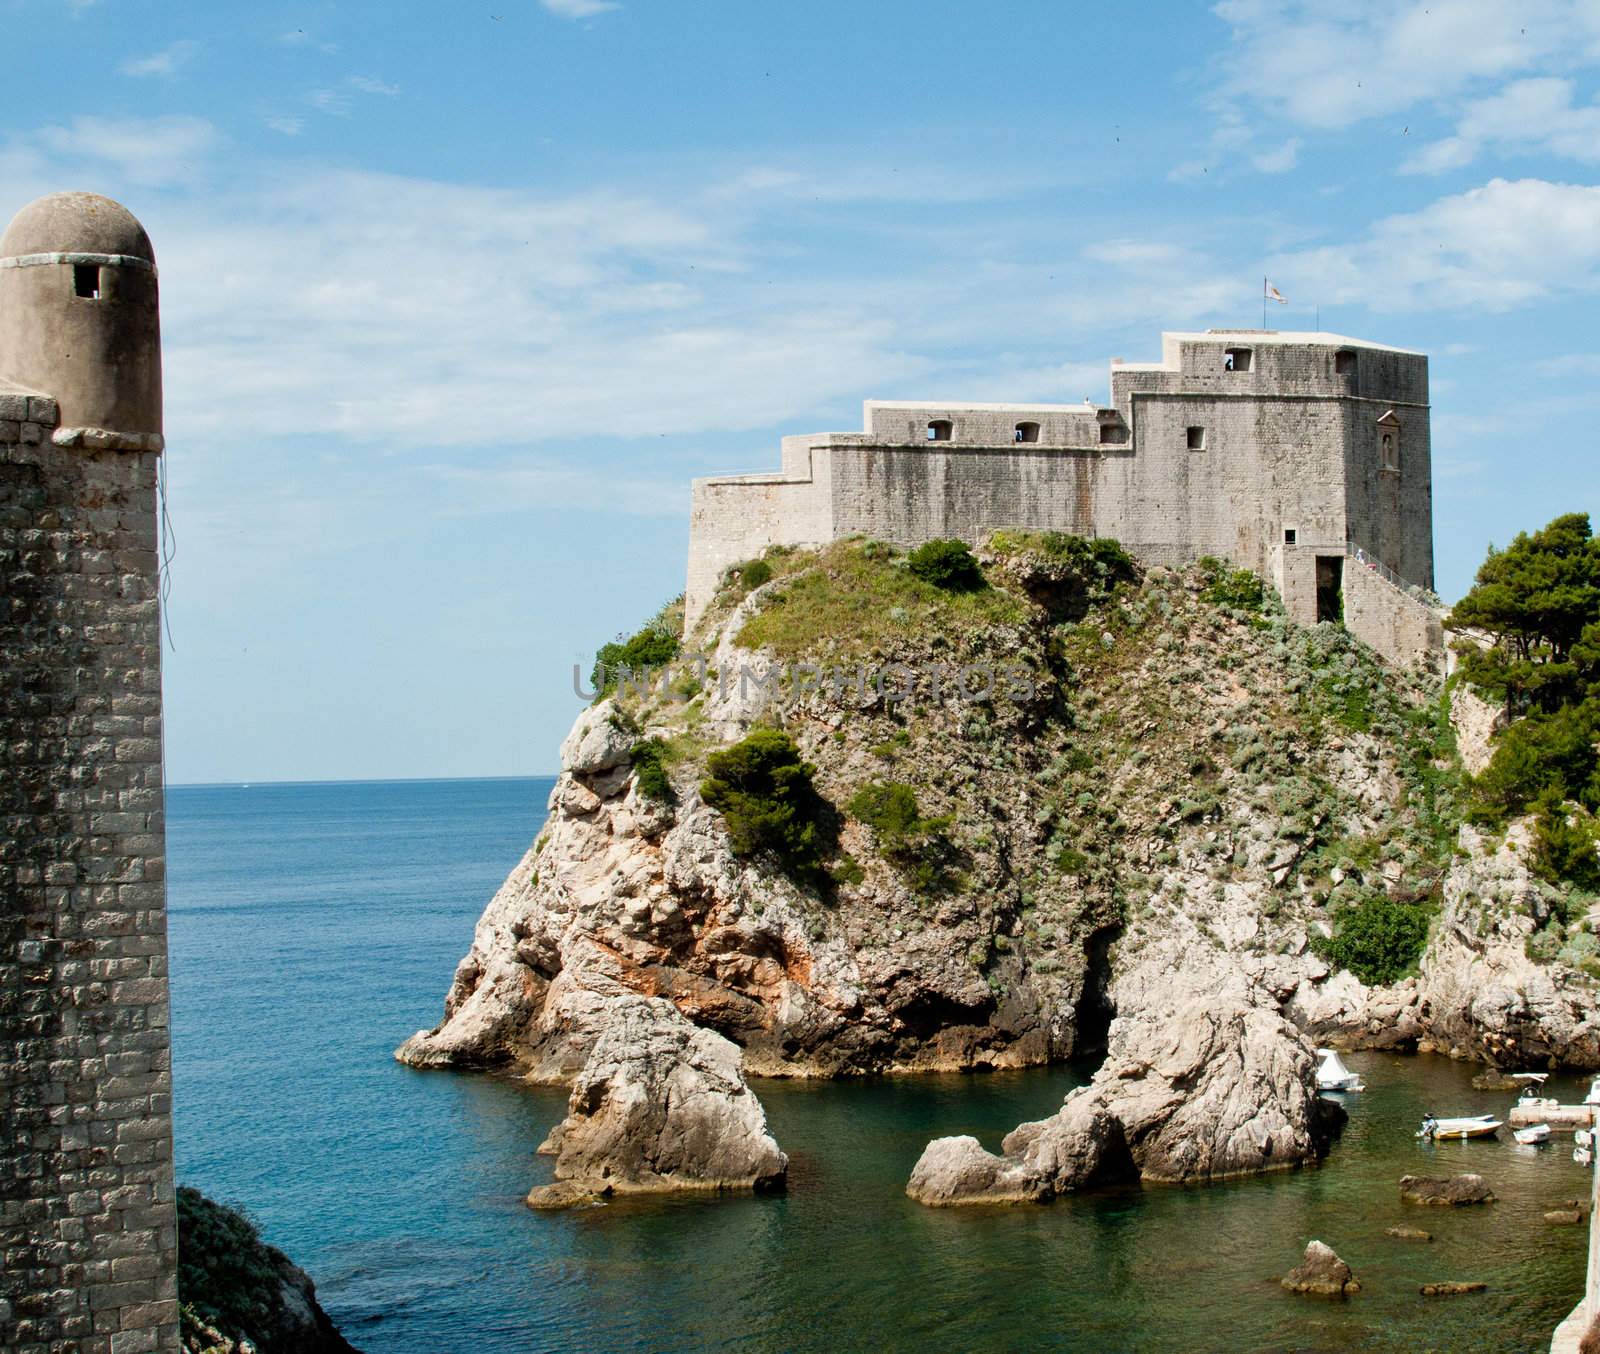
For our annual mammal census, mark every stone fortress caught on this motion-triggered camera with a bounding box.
[688,330,1444,666]
[0,194,178,1353]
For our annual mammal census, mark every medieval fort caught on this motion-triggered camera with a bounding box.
[687,330,1444,666]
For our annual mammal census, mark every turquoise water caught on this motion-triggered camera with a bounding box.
[167,778,1592,1352]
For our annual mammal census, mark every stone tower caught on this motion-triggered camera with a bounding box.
[0,194,177,1353]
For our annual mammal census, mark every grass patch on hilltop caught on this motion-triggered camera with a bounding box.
[734,539,1026,659]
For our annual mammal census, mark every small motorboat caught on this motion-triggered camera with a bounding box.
[1315,1048,1365,1093]
[1417,1113,1502,1141]
[1514,1072,1559,1109]
[1513,1123,1551,1146]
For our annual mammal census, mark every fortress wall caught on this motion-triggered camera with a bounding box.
[0,397,178,1354]
[827,443,1116,545]
[686,447,833,627]
[1343,558,1445,671]
[863,403,1105,447]
[1343,397,1433,589]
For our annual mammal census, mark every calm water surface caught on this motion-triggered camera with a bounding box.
[167,778,1590,1352]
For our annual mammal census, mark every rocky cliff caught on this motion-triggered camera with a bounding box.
[398,535,1599,1191]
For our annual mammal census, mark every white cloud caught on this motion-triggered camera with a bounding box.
[1270,177,1600,311]
[540,0,619,16]
[1404,77,1600,173]
[266,117,305,137]
[348,75,400,97]
[1251,137,1300,173]
[32,115,217,188]
[308,89,351,116]
[1212,0,1600,130]
[120,40,199,79]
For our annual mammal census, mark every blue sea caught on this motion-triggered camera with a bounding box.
[168,778,1591,1353]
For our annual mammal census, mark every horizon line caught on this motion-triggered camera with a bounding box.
[168,772,560,790]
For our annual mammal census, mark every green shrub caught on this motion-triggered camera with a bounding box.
[740,559,773,589]
[177,1187,284,1342]
[631,738,675,804]
[1312,892,1432,985]
[700,730,835,884]
[591,614,680,697]
[847,780,960,896]
[907,538,985,592]
[1200,559,1267,612]
[1532,791,1600,889]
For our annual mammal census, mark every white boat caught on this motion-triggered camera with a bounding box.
[1513,1123,1551,1146]
[1586,1077,1600,1107]
[1315,1048,1364,1093]
[1417,1113,1502,1141]
[1514,1073,1559,1109]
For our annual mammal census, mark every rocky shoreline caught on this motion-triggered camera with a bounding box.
[397,542,1598,1198]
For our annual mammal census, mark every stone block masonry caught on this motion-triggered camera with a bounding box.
[0,397,178,1353]
[686,330,1440,669]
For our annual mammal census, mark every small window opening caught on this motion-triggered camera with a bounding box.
[1186,425,1206,451]
[927,420,952,442]
[1014,421,1040,444]
[1224,347,1252,373]
[1284,528,1298,545]
[1335,350,1357,376]
[73,264,101,299]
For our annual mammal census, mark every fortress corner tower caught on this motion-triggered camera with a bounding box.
[0,194,178,1354]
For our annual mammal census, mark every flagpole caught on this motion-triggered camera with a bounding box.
[1262,277,1266,328]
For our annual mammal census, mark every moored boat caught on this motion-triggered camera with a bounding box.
[1512,1122,1551,1146]
[1315,1048,1364,1093]
[1417,1113,1501,1141]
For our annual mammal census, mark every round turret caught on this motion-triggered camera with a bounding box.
[0,192,162,443]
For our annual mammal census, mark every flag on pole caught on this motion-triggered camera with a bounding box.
[1265,281,1288,304]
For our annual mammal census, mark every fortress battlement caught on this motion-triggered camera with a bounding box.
[687,329,1442,667]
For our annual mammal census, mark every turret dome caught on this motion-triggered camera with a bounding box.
[0,192,155,264]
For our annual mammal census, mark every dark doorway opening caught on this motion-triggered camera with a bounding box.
[1316,556,1344,624]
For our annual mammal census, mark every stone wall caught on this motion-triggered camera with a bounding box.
[0,388,178,1354]
[1342,555,1445,671]
[684,331,1440,669]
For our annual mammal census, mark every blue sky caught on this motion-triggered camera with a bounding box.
[4,0,1599,782]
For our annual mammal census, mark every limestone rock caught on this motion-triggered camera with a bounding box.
[906,973,1341,1205]
[560,698,635,775]
[1471,1069,1521,1091]
[904,1136,1048,1206]
[528,994,786,1202]
[1281,1240,1360,1297]
[1419,1281,1487,1296]
[1385,1226,1433,1241]
[1399,1174,1496,1206]
[1449,682,1505,777]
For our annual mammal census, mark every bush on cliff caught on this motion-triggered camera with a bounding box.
[1198,556,1267,613]
[178,1187,280,1341]
[591,602,683,698]
[1311,891,1432,986]
[847,780,960,897]
[700,729,836,884]
[907,538,985,592]
[630,738,676,804]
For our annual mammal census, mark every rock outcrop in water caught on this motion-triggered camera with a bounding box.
[907,973,1342,1204]
[1281,1240,1361,1297]
[399,535,1599,1201]
[1399,1174,1496,1206]
[526,993,786,1205]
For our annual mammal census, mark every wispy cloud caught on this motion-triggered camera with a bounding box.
[1270,176,1600,311]
[540,0,620,17]
[120,39,199,79]
[1402,77,1600,173]
[31,114,218,187]
[348,75,400,97]
[265,117,305,137]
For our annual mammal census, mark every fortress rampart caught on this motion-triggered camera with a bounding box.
[0,195,177,1354]
[688,331,1441,666]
